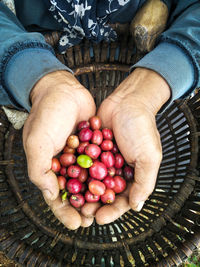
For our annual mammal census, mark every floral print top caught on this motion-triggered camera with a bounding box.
[43,0,130,52]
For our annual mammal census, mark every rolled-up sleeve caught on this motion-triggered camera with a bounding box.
[132,1,200,106]
[0,3,72,112]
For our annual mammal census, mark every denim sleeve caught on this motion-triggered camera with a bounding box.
[0,3,72,112]
[132,1,200,106]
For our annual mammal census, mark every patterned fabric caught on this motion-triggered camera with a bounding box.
[43,0,130,53]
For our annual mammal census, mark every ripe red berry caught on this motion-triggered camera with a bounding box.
[113,176,126,193]
[79,128,93,142]
[102,128,113,140]
[67,179,82,194]
[89,161,108,180]
[60,166,67,176]
[85,144,101,159]
[101,189,115,204]
[67,165,81,178]
[91,130,103,145]
[57,176,67,190]
[77,141,89,154]
[59,153,76,167]
[114,153,124,169]
[80,183,87,193]
[77,120,90,131]
[89,116,101,130]
[111,144,119,154]
[85,190,100,203]
[103,176,115,189]
[115,168,123,176]
[123,166,134,181]
[51,158,61,173]
[70,193,85,208]
[78,168,88,183]
[100,151,115,168]
[101,140,113,151]
[89,180,106,196]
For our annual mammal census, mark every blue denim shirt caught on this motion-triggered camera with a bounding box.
[0,0,199,111]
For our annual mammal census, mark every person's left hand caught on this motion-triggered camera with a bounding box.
[82,68,171,224]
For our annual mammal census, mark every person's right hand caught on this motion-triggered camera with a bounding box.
[23,71,96,230]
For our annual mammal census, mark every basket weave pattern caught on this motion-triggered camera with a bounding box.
[0,33,200,266]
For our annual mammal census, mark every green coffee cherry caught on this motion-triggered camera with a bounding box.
[61,191,68,201]
[77,155,93,168]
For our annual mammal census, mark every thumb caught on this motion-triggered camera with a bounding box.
[23,130,60,202]
[129,157,161,212]
[97,98,116,129]
[26,154,60,201]
[37,171,60,201]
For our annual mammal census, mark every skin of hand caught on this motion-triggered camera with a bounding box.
[83,67,171,225]
[23,70,96,229]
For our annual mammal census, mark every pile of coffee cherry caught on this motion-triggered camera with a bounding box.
[51,116,134,208]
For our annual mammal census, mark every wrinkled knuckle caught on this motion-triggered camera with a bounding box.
[138,153,152,165]
[140,148,162,166]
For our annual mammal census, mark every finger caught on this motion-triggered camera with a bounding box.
[35,170,60,201]
[23,131,60,201]
[81,202,101,218]
[96,196,130,225]
[80,216,94,228]
[129,152,162,212]
[44,195,81,230]
[95,194,131,225]
[97,99,113,129]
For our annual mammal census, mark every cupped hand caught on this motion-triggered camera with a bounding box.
[91,68,171,224]
[23,71,96,229]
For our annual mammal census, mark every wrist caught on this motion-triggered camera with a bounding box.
[113,68,171,114]
[29,70,96,121]
[30,71,81,106]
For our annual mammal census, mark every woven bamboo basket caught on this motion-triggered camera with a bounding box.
[0,32,200,267]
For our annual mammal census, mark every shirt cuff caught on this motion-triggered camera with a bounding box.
[3,45,72,112]
[132,42,194,108]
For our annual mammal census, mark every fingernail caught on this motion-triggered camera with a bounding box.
[42,189,53,200]
[135,201,145,212]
